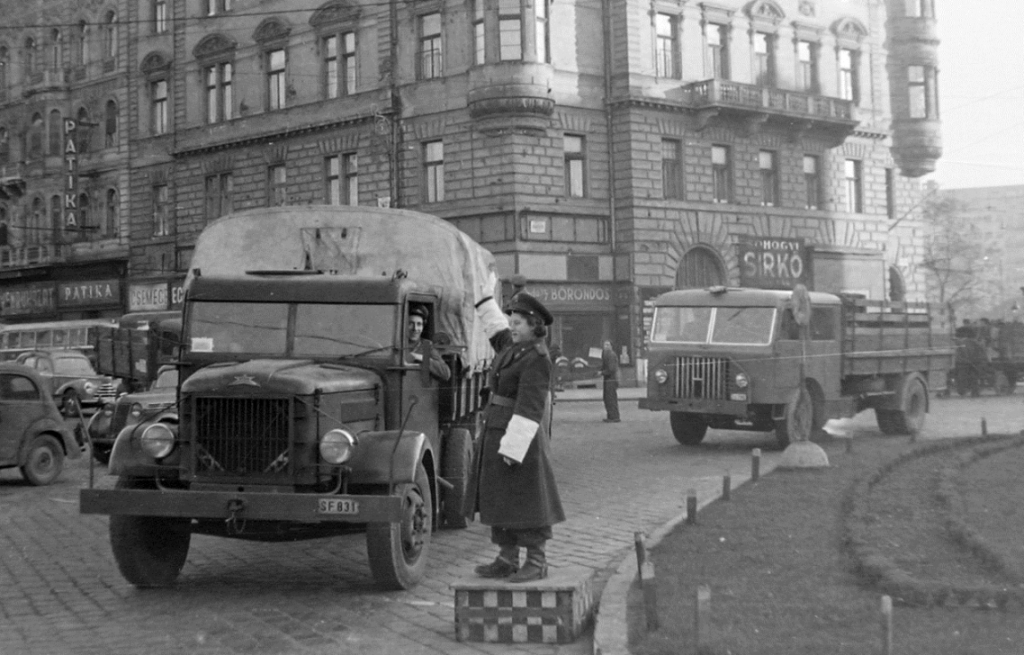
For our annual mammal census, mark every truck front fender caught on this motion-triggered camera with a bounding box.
[347,430,431,486]
[108,414,180,477]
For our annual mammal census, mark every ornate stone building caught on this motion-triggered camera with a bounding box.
[0,0,941,380]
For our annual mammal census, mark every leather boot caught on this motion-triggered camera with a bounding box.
[507,546,547,583]
[474,546,519,578]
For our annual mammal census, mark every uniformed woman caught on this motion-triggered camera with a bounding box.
[466,287,565,582]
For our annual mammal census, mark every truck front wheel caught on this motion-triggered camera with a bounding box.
[774,386,813,449]
[109,480,191,588]
[670,412,708,445]
[366,461,432,590]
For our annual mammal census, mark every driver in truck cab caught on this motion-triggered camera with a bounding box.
[406,304,451,382]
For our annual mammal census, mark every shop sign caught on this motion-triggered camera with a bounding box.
[169,279,186,309]
[736,236,811,290]
[1,282,57,317]
[58,279,121,308]
[128,281,169,312]
[525,283,615,310]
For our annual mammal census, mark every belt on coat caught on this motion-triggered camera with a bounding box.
[488,394,515,408]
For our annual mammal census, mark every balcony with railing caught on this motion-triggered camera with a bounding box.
[682,79,858,141]
[0,243,65,269]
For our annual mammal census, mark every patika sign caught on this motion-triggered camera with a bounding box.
[57,279,121,308]
[736,236,812,290]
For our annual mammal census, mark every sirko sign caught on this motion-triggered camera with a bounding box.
[736,236,812,290]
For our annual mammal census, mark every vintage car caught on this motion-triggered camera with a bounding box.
[86,365,177,465]
[0,362,82,485]
[15,350,122,417]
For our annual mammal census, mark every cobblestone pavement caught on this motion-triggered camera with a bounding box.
[1,390,1017,655]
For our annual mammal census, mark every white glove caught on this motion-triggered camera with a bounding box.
[476,268,499,305]
[498,414,539,464]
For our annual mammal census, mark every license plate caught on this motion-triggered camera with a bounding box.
[317,498,360,515]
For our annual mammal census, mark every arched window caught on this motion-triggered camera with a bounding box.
[23,37,37,80]
[78,192,90,231]
[675,245,726,289]
[50,29,62,70]
[105,99,117,147]
[888,266,906,302]
[50,194,61,239]
[31,196,44,244]
[28,113,43,159]
[76,107,91,153]
[105,188,118,237]
[0,127,8,164]
[0,47,8,99]
[48,109,62,156]
[73,21,88,67]
[103,11,118,60]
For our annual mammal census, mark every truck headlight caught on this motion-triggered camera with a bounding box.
[130,403,143,420]
[654,368,669,384]
[320,429,357,464]
[735,373,749,388]
[139,423,176,459]
[84,382,96,394]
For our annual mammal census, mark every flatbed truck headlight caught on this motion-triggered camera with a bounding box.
[735,373,749,388]
[140,423,176,459]
[320,429,357,464]
[654,368,669,384]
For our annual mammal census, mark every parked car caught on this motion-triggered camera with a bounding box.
[0,362,82,485]
[86,365,177,465]
[15,350,122,417]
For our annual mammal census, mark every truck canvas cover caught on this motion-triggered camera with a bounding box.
[184,206,497,372]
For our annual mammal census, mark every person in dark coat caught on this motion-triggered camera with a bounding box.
[601,340,620,422]
[466,283,565,583]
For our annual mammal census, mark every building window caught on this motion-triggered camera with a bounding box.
[499,0,522,61]
[803,155,820,210]
[267,48,287,110]
[0,48,7,100]
[325,156,340,204]
[50,195,61,240]
[759,150,778,206]
[151,80,167,135]
[75,108,90,153]
[342,153,358,205]
[753,32,775,87]
[105,100,118,146]
[655,14,680,79]
[323,32,356,98]
[50,29,63,71]
[153,184,169,236]
[205,62,233,124]
[423,141,445,203]
[535,0,549,63]
[662,139,683,199]
[205,173,233,219]
[154,0,168,34]
[73,22,87,67]
[885,168,896,219]
[204,0,233,16]
[268,165,287,207]
[105,188,118,237]
[28,113,43,159]
[904,0,933,18]
[0,127,9,163]
[908,65,938,119]
[419,13,442,79]
[712,145,731,203]
[797,41,818,92]
[838,48,859,104]
[103,11,117,61]
[564,135,586,198]
[844,159,862,213]
[472,0,485,65]
[77,193,90,235]
[23,38,37,81]
[705,23,729,79]
[47,109,62,157]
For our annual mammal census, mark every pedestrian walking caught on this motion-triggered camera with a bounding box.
[601,340,620,422]
[467,281,565,583]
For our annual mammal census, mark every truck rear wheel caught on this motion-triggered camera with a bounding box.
[877,376,927,436]
[366,461,432,590]
[109,479,191,588]
[774,386,813,449]
[440,427,473,530]
[670,412,708,445]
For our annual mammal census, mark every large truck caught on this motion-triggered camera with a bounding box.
[639,285,954,448]
[80,206,496,590]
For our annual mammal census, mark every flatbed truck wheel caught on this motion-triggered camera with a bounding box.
[366,461,432,590]
[109,479,191,588]
[670,412,708,445]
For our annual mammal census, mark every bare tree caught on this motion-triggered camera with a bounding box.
[919,183,999,325]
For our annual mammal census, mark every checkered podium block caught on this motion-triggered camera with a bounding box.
[453,567,594,644]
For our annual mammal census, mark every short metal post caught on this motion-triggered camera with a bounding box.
[641,561,658,631]
[880,595,893,655]
[981,418,988,436]
[693,584,711,652]
[686,488,697,524]
[634,531,646,572]
[722,474,731,500]
[751,448,761,482]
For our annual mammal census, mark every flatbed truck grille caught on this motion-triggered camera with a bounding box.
[673,357,729,400]
[192,397,292,475]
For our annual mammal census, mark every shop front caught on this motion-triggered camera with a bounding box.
[125,278,186,315]
[1,278,124,322]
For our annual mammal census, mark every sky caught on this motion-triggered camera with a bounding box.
[924,2,1024,190]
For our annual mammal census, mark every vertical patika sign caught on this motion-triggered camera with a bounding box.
[64,119,78,229]
[737,236,812,290]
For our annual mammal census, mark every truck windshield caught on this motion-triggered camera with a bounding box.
[651,307,776,345]
[187,302,395,357]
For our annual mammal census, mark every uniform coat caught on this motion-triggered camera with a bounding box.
[465,330,565,529]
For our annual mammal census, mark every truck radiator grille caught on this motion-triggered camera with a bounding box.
[673,357,729,400]
[95,382,120,402]
[192,397,292,475]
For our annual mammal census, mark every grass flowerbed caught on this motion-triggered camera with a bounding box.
[627,434,1024,655]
